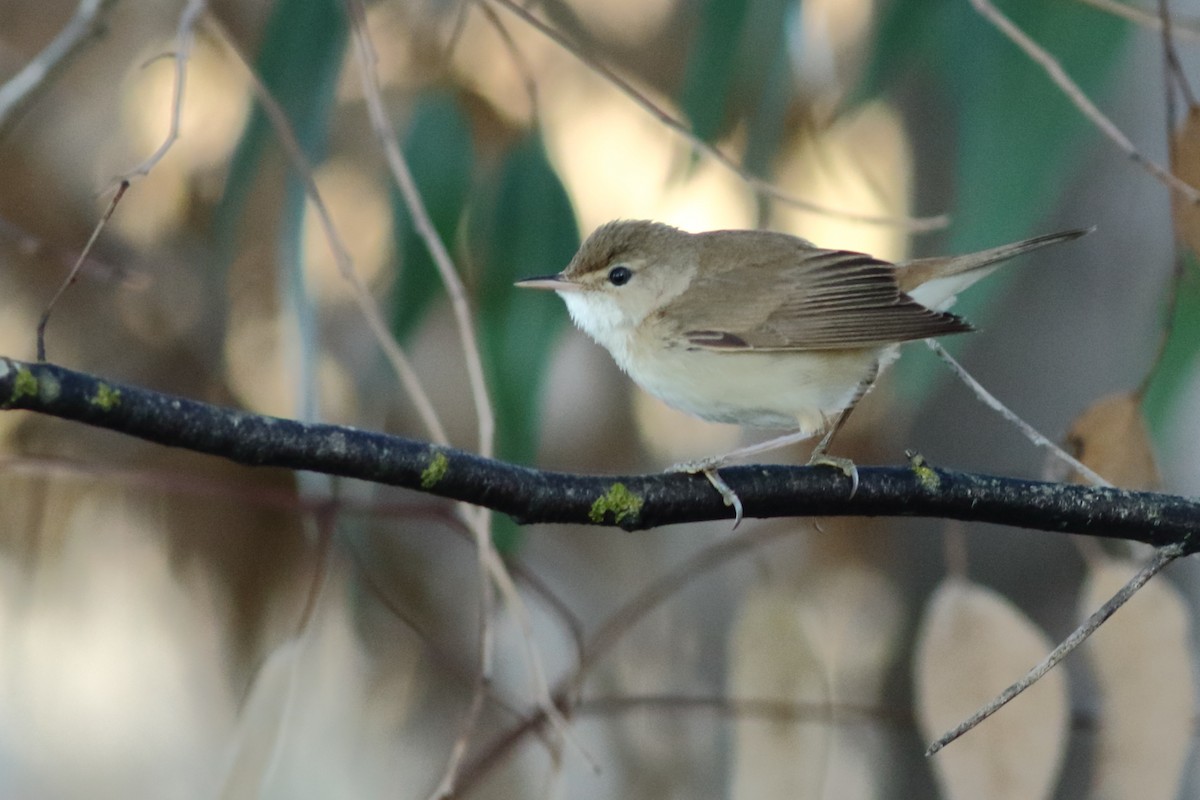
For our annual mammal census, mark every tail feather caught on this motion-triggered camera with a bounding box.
[897,227,1091,306]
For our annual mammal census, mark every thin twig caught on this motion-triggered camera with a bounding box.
[455,524,801,794]
[36,180,129,361]
[1158,0,1198,108]
[969,0,1200,204]
[484,0,950,232]
[1141,0,1192,399]
[343,5,511,793]
[348,0,597,781]
[253,514,338,796]
[1076,0,1200,42]
[206,16,450,446]
[443,0,473,65]
[116,0,207,181]
[926,543,1185,755]
[343,0,494,458]
[295,501,339,635]
[926,340,1112,487]
[475,0,541,120]
[0,0,122,139]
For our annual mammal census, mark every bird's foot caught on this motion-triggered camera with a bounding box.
[670,458,744,529]
[807,453,860,497]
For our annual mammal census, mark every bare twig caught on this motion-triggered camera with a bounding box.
[484,0,950,232]
[0,0,122,139]
[1076,0,1200,42]
[455,525,803,794]
[36,180,129,361]
[343,5,595,792]
[1141,0,1192,398]
[969,0,1200,204]
[343,6,499,795]
[474,0,541,119]
[926,340,1112,487]
[252,513,338,796]
[926,543,1185,755]
[443,0,473,64]
[343,0,494,458]
[116,0,207,181]
[1158,0,1197,109]
[206,16,449,446]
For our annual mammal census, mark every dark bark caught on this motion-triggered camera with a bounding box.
[2,357,1196,548]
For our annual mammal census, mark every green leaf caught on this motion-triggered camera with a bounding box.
[862,0,1125,251]
[1143,258,1200,442]
[678,0,794,181]
[679,0,751,145]
[391,91,475,342]
[209,0,347,422]
[212,0,348,252]
[470,134,578,462]
[469,134,579,549]
[855,0,1127,397]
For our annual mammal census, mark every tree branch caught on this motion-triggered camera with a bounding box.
[0,0,122,140]
[1,356,1197,546]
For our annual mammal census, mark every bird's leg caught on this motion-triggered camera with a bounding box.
[671,366,881,523]
[806,408,860,495]
[671,429,822,530]
[674,428,822,472]
[805,366,880,497]
[698,467,744,529]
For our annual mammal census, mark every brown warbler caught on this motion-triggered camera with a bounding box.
[516,220,1087,523]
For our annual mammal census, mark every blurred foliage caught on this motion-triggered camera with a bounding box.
[390,91,475,342]
[859,0,1126,299]
[856,0,1130,403]
[467,133,579,549]
[213,0,347,252]
[679,0,749,145]
[213,0,347,420]
[209,0,1188,489]
[1143,257,1200,438]
[678,0,793,178]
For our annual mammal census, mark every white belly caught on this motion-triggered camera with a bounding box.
[621,342,888,432]
[559,290,890,432]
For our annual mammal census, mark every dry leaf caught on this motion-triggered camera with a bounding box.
[728,566,903,800]
[1171,106,1200,257]
[915,578,1068,800]
[1081,557,1194,800]
[1063,392,1161,490]
[216,563,422,799]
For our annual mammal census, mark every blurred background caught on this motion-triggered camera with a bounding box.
[1,0,1198,797]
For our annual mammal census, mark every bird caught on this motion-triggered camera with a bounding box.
[516,220,1088,524]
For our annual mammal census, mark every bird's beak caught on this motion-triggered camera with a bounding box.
[513,273,582,292]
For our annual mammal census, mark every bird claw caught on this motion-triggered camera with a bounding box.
[670,459,744,528]
[701,468,744,529]
[808,453,860,498]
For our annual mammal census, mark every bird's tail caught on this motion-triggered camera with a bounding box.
[898,227,1091,310]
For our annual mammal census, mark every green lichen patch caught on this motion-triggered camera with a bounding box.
[589,482,643,525]
[12,366,37,402]
[908,451,940,491]
[89,383,121,411]
[420,450,450,489]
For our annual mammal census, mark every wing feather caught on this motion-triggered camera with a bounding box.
[660,235,972,351]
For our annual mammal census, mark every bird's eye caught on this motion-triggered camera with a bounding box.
[608,265,633,286]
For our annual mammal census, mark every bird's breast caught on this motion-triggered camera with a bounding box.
[622,340,887,431]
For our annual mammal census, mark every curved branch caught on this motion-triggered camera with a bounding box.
[1,357,1197,547]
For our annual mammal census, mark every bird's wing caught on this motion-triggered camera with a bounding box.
[663,246,973,352]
